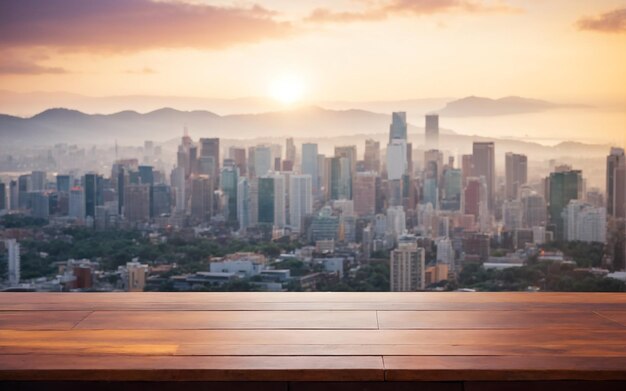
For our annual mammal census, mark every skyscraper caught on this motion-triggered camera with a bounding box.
[199,138,220,185]
[228,147,247,176]
[220,165,239,223]
[548,170,583,240]
[56,175,71,193]
[286,137,296,166]
[237,177,250,232]
[124,183,151,223]
[151,184,172,217]
[190,175,213,224]
[5,239,20,286]
[69,186,85,220]
[258,174,285,228]
[387,139,408,180]
[354,172,377,216]
[472,142,496,210]
[302,143,319,195]
[505,152,528,200]
[31,170,47,192]
[83,173,103,219]
[606,147,626,219]
[425,114,439,150]
[389,112,407,142]
[329,156,352,200]
[253,145,272,178]
[0,182,5,211]
[364,139,381,173]
[390,235,425,291]
[563,200,606,243]
[289,175,312,233]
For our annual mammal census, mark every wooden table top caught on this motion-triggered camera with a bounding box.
[0,292,625,382]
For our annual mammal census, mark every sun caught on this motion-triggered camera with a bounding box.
[268,74,306,105]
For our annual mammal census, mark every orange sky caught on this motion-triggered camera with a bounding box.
[0,0,625,105]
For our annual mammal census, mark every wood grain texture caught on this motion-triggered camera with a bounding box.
[0,292,625,382]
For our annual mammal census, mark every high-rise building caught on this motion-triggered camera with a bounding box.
[220,165,239,222]
[237,177,250,232]
[0,182,5,211]
[606,147,626,219]
[258,174,286,228]
[199,138,220,184]
[387,139,408,180]
[521,191,547,228]
[547,170,583,240]
[253,145,272,178]
[190,175,213,223]
[461,154,474,185]
[5,239,20,286]
[151,184,172,216]
[505,153,528,200]
[286,137,296,166]
[425,114,439,150]
[289,175,312,233]
[31,170,47,192]
[441,168,462,211]
[17,174,31,209]
[329,156,352,200]
[463,177,486,219]
[56,175,71,193]
[9,180,18,210]
[124,184,151,223]
[302,143,319,195]
[563,200,606,243]
[389,112,407,142]
[228,147,247,176]
[31,192,50,220]
[390,235,425,291]
[364,139,381,173]
[386,205,406,239]
[472,142,496,210]
[354,172,377,216]
[502,200,523,231]
[69,186,85,220]
[83,173,103,219]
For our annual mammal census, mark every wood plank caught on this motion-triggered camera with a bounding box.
[0,355,385,381]
[377,311,623,329]
[290,382,463,391]
[74,310,379,330]
[0,311,91,330]
[464,381,626,391]
[3,329,626,347]
[0,382,288,391]
[383,356,626,381]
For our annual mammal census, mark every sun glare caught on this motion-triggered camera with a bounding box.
[268,74,306,105]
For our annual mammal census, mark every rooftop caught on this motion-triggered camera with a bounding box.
[1,292,625,389]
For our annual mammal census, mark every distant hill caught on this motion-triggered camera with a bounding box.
[0,106,456,145]
[437,96,588,117]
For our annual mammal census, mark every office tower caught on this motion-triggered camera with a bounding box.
[31,192,49,220]
[441,168,462,211]
[502,200,523,231]
[258,174,286,228]
[190,175,213,223]
[606,147,626,219]
[17,174,31,209]
[152,184,172,216]
[289,175,312,233]
[9,180,18,210]
[548,170,583,240]
[521,191,547,228]
[386,206,406,239]
[5,239,20,286]
[461,154,474,185]
[56,175,71,193]
[220,165,239,222]
[0,182,5,211]
[83,173,103,219]
[69,186,85,220]
[254,145,272,177]
[335,145,357,174]
[387,139,408,180]
[354,172,377,216]
[170,166,186,213]
[199,138,220,184]
[389,112,407,142]
[505,153,528,200]
[330,156,352,200]
[309,206,340,242]
[301,143,319,194]
[237,177,250,232]
[364,139,381,173]
[436,237,455,265]
[228,147,247,176]
[31,170,46,191]
[124,184,151,223]
[563,200,606,243]
[425,114,439,150]
[463,177,483,218]
[286,137,296,166]
[138,165,154,217]
[472,142,496,210]
[390,235,425,291]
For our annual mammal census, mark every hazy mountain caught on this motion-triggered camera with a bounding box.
[437,96,588,117]
[0,106,456,146]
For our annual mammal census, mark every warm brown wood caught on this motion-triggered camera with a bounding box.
[0,292,625,383]
[74,310,378,330]
[377,310,624,329]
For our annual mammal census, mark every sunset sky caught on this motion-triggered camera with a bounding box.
[1,0,625,105]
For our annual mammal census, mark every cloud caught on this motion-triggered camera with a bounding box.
[306,0,516,23]
[125,67,157,75]
[0,59,69,75]
[0,0,294,52]
[577,8,626,33]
